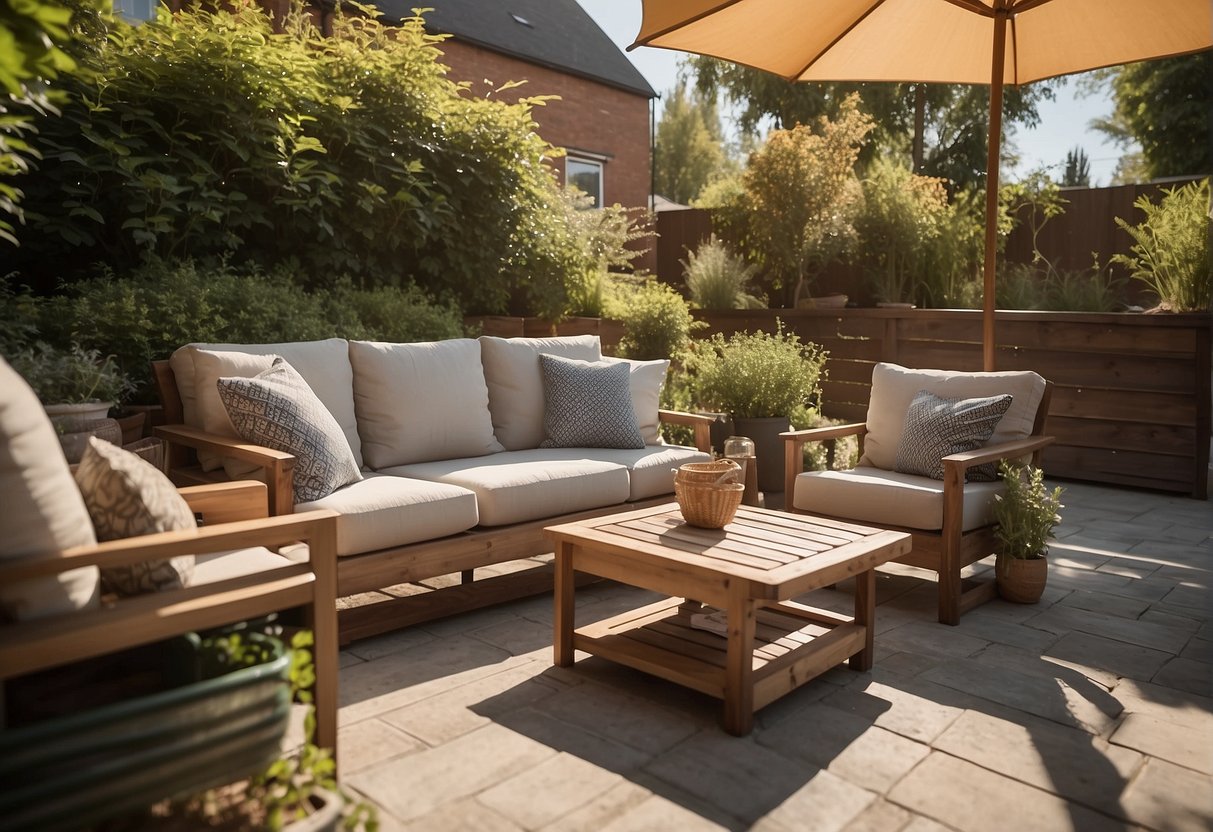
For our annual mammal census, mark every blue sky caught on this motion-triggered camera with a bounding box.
[577,0,1126,186]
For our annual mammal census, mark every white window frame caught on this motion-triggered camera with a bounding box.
[565,155,604,209]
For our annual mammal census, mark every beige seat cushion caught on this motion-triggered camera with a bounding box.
[479,335,601,450]
[296,473,479,556]
[384,450,629,527]
[861,362,1046,471]
[602,356,670,446]
[192,547,296,583]
[0,358,100,621]
[169,339,360,475]
[792,466,1004,532]
[555,445,712,501]
[349,339,503,468]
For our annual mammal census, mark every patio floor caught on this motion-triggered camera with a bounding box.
[334,479,1212,831]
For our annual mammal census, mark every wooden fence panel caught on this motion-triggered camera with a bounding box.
[695,308,1210,497]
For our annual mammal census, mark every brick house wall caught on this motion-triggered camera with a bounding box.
[438,38,652,212]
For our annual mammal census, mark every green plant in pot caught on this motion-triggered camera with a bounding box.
[992,460,1064,604]
[692,324,827,493]
[9,342,136,461]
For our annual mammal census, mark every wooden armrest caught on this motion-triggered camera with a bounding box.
[782,422,868,495]
[180,482,270,525]
[780,423,868,443]
[0,510,338,583]
[658,409,715,453]
[941,435,1056,473]
[156,425,296,517]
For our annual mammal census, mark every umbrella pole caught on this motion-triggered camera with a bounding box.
[982,10,1009,371]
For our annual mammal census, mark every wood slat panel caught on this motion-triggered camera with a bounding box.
[996,319,1197,354]
[994,349,1196,393]
[1044,445,1193,493]
[1047,415,1196,455]
[1049,386,1196,426]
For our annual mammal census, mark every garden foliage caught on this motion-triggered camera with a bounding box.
[681,235,763,310]
[1112,178,1211,312]
[608,279,702,361]
[8,3,600,317]
[691,325,827,419]
[4,259,463,399]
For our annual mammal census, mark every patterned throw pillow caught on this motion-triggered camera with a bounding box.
[73,436,196,596]
[894,390,1014,481]
[539,354,646,450]
[217,358,362,503]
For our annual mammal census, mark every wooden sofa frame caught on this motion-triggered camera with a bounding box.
[782,381,1055,625]
[0,482,340,754]
[151,360,715,644]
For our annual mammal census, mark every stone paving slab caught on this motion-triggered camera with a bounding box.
[1044,630,1173,685]
[886,751,1129,832]
[1119,758,1213,832]
[1152,656,1213,697]
[932,709,1142,820]
[1110,712,1213,774]
[477,751,626,829]
[746,767,877,832]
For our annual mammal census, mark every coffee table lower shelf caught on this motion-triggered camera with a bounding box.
[571,596,867,725]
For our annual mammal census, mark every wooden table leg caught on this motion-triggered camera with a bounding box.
[553,541,575,667]
[722,587,756,735]
[849,567,876,671]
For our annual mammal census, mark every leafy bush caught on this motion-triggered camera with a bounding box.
[692,325,827,419]
[608,279,701,361]
[682,235,764,310]
[995,263,1046,310]
[918,187,984,309]
[1112,178,1211,312]
[559,190,650,318]
[18,259,462,399]
[855,158,950,304]
[9,4,585,316]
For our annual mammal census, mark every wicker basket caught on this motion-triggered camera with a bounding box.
[674,460,745,528]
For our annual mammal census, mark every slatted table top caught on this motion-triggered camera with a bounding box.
[545,503,911,601]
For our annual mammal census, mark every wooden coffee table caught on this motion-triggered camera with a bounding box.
[545,503,912,735]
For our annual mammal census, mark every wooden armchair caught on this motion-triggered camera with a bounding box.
[782,363,1054,625]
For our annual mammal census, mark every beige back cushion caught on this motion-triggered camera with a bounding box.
[349,339,503,468]
[861,362,1046,471]
[479,335,602,450]
[0,358,100,621]
[169,339,361,475]
[603,356,669,446]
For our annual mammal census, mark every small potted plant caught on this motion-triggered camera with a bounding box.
[992,460,1064,603]
[691,324,827,492]
[10,341,135,423]
[10,342,137,460]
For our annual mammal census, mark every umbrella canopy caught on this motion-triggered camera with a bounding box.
[632,0,1213,370]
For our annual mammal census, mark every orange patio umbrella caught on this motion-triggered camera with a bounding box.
[631,0,1213,370]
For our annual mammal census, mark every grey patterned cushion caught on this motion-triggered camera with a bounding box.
[217,358,362,503]
[539,354,645,450]
[74,436,196,596]
[894,390,1014,481]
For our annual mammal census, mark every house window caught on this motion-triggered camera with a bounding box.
[113,0,156,22]
[565,157,603,208]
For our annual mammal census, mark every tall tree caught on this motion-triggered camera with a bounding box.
[1092,53,1213,181]
[1062,146,1091,187]
[653,81,729,204]
[686,56,1055,192]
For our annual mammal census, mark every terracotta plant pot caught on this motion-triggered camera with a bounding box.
[996,552,1048,604]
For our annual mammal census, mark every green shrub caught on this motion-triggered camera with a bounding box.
[919,188,984,309]
[995,262,1046,310]
[559,190,650,318]
[855,158,950,305]
[10,4,580,316]
[1112,178,1211,312]
[24,258,462,399]
[691,325,827,419]
[994,461,1064,559]
[608,279,701,361]
[682,235,763,310]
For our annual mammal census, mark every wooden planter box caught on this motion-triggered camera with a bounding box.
[696,308,1211,498]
